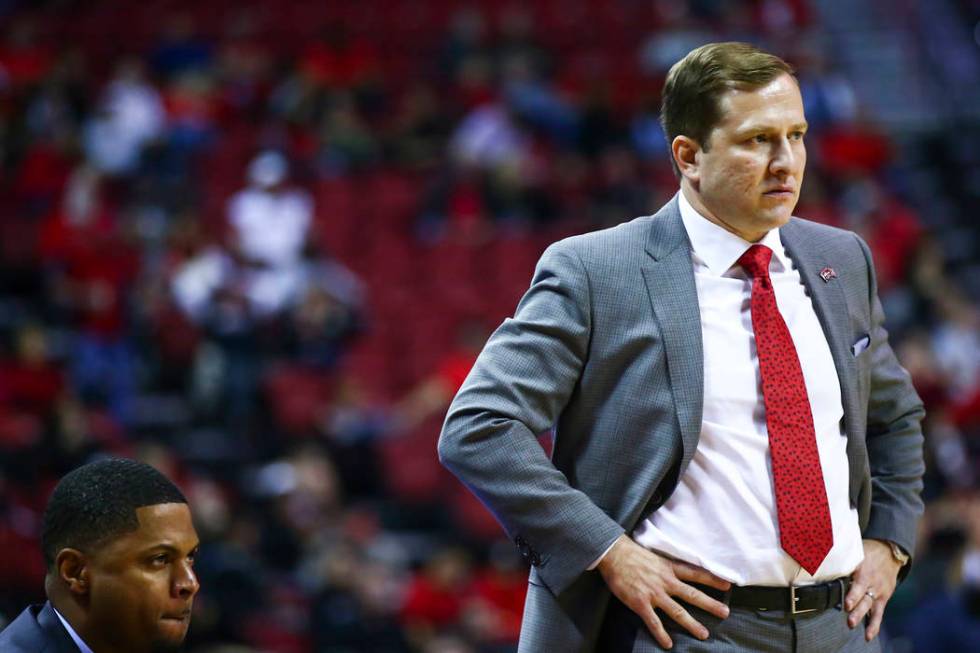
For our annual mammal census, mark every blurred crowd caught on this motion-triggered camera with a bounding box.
[0,1,977,652]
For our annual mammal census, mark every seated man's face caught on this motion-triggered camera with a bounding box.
[86,503,200,652]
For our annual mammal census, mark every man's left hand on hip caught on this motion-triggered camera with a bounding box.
[845,538,903,642]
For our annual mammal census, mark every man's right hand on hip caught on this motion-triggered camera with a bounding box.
[597,534,732,649]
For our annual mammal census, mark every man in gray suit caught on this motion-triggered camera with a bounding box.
[438,42,925,652]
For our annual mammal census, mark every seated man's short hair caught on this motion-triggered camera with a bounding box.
[41,458,187,568]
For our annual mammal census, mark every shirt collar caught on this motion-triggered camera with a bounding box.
[677,189,791,276]
[53,606,95,653]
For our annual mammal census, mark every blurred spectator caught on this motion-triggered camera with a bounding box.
[317,93,380,175]
[450,104,528,172]
[226,150,313,316]
[0,324,64,420]
[387,83,452,169]
[151,13,214,79]
[38,165,139,423]
[401,547,472,643]
[164,69,220,153]
[931,291,980,403]
[793,39,860,129]
[299,26,379,91]
[310,539,411,652]
[630,98,671,164]
[638,2,713,76]
[838,175,922,293]
[462,542,526,649]
[84,59,166,177]
[903,495,980,652]
[440,7,489,82]
[0,18,52,89]
[391,322,486,434]
[317,374,387,498]
[501,52,577,147]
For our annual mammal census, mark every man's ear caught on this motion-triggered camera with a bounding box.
[56,548,90,596]
[671,135,701,184]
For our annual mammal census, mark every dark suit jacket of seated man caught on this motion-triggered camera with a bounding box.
[438,42,924,653]
[0,458,200,653]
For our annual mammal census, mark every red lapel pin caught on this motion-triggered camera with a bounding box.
[819,267,837,282]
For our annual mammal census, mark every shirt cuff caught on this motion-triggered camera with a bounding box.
[587,539,619,570]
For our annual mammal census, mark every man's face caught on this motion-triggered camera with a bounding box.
[686,73,807,242]
[86,503,200,653]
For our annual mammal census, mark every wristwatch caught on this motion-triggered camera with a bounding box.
[888,541,910,566]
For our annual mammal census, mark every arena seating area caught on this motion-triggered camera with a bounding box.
[0,1,977,651]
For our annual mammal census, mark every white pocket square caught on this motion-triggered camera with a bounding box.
[852,335,871,356]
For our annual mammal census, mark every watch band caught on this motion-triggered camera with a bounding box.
[889,541,910,566]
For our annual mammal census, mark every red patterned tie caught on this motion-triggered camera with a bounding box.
[738,244,834,575]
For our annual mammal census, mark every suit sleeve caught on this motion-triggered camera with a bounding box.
[854,234,926,564]
[438,241,625,596]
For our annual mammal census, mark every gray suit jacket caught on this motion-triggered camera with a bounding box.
[438,197,925,652]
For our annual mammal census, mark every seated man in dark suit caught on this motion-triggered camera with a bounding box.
[0,458,200,653]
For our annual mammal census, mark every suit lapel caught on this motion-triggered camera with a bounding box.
[780,221,866,501]
[641,198,704,473]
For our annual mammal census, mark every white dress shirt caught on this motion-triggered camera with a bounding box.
[632,190,864,586]
[53,606,95,653]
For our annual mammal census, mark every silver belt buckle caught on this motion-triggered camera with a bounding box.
[790,585,818,615]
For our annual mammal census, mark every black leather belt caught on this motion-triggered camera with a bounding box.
[694,577,850,616]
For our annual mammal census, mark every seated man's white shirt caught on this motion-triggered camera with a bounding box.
[632,191,864,586]
[54,607,95,653]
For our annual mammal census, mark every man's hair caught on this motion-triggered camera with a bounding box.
[41,458,187,568]
[660,42,795,175]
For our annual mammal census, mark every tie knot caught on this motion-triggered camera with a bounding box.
[738,244,774,280]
